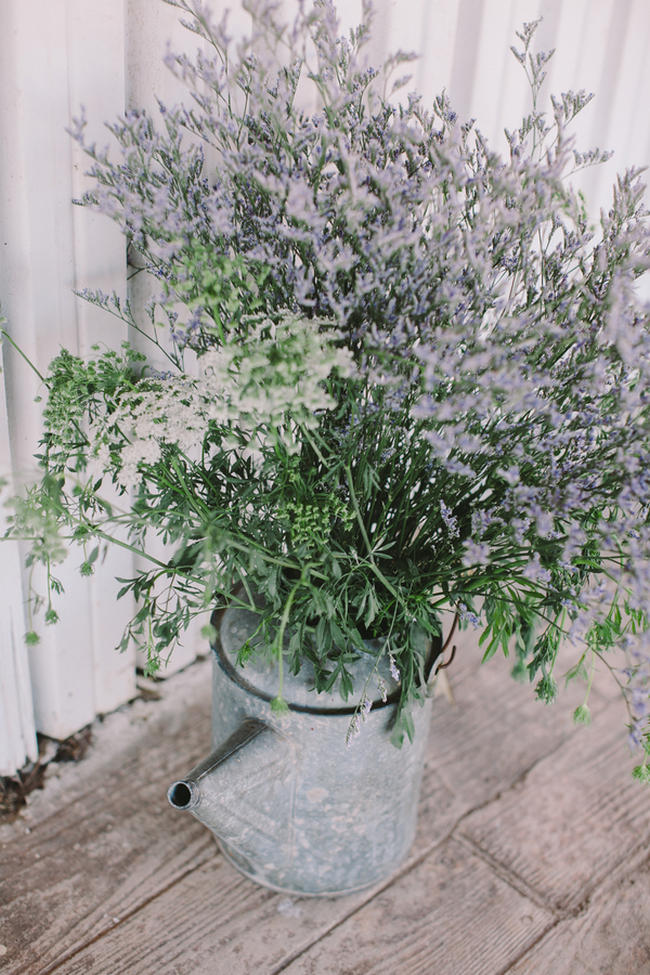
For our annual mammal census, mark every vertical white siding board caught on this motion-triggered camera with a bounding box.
[125,0,185,384]
[485,0,525,152]
[0,16,39,770]
[548,0,612,213]
[616,3,650,217]
[524,0,649,217]
[335,0,363,34]
[470,0,537,155]
[531,0,567,153]
[360,0,393,70]
[360,0,455,111]
[448,0,485,120]
[623,3,650,164]
[0,621,35,776]
[536,0,564,47]
[0,3,38,470]
[415,0,458,106]
[89,537,138,716]
[66,0,138,715]
[124,0,211,674]
[124,0,216,366]
[0,1,98,739]
[578,0,632,212]
[22,0,98,738]
[0,402,37,775]
[66,0,130,352]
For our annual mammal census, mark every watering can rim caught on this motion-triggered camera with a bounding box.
[210,606,444,715]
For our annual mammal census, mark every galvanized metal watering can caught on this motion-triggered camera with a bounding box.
[168,605,443,896]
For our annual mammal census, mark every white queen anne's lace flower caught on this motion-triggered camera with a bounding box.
[87,314,354,489]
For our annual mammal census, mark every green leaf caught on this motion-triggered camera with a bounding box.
[364,589,379,629]
[200,623,217,644]
[481,638,499,663]
[315,617,328,648]
[270,695,289,713]
[237,639,254,666]
[330,620,346,648]
[339,667,354,700]
[564,659,588,685]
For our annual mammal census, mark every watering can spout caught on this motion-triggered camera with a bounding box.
[167,717,291,851]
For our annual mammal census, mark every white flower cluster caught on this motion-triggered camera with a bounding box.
[89,315,354,489]
[199,314,354,445]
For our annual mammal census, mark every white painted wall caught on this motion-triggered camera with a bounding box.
[1,0,649,773]
[0,0,136,770]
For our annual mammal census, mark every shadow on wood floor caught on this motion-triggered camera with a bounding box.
[1,632,649,975]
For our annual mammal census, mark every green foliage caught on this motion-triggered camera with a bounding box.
[165,246,272,347]
[632,764,650,784]
[2,6,649,768]
[270,696,290,714]
[573,704,591,725]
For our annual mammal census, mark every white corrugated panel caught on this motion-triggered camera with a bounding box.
[0,0,649,772]
[0,0,137,759]
[124,0,209,674]
[0,386,37,775]
[67,1,140,718]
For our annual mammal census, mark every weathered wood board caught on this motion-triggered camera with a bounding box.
[506,851,650,975]
[60,838,553,975]
[0,662,215,975]
[459,699,650,914]
[0,634,646,975]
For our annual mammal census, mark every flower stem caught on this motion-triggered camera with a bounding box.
[0,328,47,384]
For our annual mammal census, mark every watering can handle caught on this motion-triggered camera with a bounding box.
[424,614,458,684]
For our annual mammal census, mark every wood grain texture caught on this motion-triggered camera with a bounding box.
[0,386,37,773]
[425,642,612,807]
[505,852,650,975]
[0,661,215,975]
[52,838,553,975]
[279,838,552,975]
[459,698,650,913]
[0,640,642,975]
[58,856,375,975]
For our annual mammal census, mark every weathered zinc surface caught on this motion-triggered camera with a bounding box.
[1,631,649,975]
[167,606,433,896]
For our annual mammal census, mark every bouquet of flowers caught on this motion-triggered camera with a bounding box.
[4,0,650,770]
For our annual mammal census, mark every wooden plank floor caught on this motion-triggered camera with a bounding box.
[1,633,650,975]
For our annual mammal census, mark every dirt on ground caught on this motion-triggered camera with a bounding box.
[0,726,93,823]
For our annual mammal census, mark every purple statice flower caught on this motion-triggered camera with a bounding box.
[440,500,460,539]
[457,603,482,629]
[59,1,649,765]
